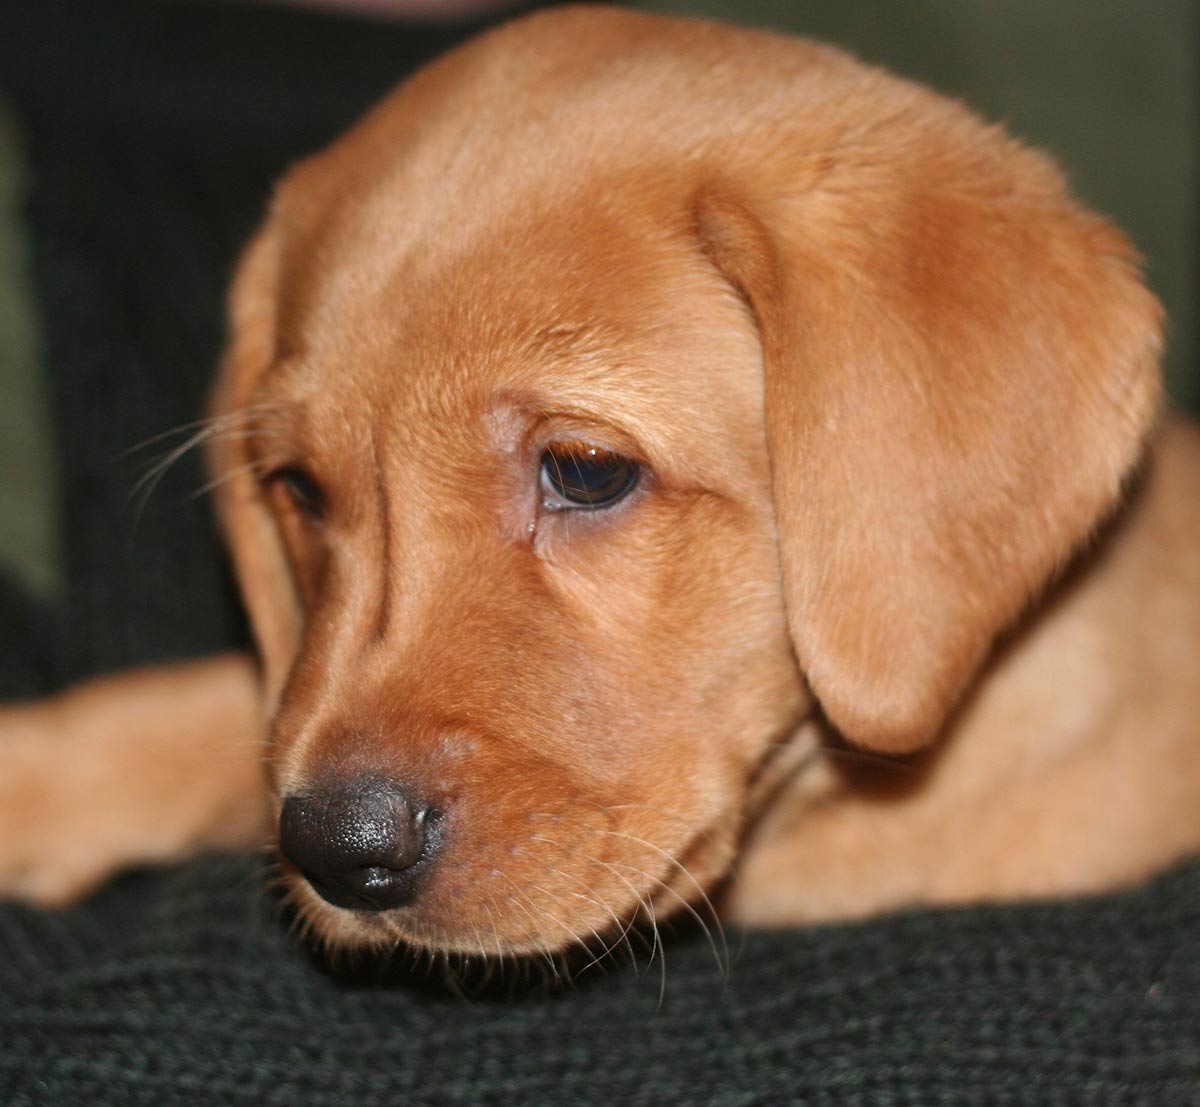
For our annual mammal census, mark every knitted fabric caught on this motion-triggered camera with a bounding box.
[0,1,1197,1103]
[1,855,1198,1106]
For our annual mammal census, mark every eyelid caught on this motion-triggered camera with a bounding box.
[265,463,326,521]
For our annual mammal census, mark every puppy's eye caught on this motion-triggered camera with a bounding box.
[540,445,639,510]
[270,465,325,520]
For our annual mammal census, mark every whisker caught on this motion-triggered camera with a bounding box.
[544,864,640,976]
[128,426,225,522]
[119,413,246,459]
[603,828,729,975]
[572,849,665,982]
[531,834,663,969]
[182,453,285,504]
[525,879,615,978]
[123,404,284,523]
[610,856,729,979]
[480,894,508,963]
[602,859,666,1005]
[492,871,568,982]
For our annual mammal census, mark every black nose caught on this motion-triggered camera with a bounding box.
[278,778,441,911]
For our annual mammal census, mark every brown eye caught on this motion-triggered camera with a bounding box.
[540,445,639,510]
[271,465,325,520]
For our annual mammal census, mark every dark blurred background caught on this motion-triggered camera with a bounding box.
[0,0,1195,614]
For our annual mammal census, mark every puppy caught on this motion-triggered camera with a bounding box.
[2,6,1198,959]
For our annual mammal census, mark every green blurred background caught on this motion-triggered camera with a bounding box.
[0,0,1196,600]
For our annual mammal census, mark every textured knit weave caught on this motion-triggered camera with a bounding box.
[0,854,1197,1106]
[0,2,1198,1103]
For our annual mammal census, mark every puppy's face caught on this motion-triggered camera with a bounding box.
[235,178,806,954]
[213,9,1160,956]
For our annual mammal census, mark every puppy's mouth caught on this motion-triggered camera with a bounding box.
[273,773,735,960]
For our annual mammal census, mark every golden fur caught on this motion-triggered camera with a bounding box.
[2,7,1198,958]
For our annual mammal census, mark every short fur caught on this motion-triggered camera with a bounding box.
[2,7,1198,957]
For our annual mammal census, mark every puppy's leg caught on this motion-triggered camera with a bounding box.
[0,652,268,905]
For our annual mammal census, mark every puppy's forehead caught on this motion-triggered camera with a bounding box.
[256,8,876,465]
[267,171,762,471]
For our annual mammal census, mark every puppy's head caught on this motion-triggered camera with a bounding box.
[210,8,1160,957]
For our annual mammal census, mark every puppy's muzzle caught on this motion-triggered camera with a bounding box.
[278,777,443,911]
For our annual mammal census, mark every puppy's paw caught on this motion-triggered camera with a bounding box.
[0,700,116,906]
[0,658,270,908]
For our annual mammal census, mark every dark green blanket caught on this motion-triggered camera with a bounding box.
[1,854,1197,1105]
[1,2,1197,1102]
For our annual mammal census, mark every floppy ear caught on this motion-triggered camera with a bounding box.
[208,225,302,704]
[696,107,1162,753]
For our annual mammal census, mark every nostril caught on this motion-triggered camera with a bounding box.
[278,779,443,912]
